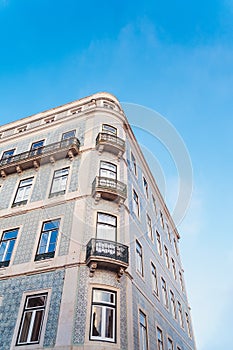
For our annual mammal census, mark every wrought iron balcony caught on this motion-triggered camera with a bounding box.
[92,176,127,203]
[0,137,80,178]
[96,132,125,157]
[86,238,129,273]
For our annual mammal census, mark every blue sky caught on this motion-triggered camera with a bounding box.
[0,1,233,349]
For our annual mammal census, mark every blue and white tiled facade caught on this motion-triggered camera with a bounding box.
[0,93,196,350]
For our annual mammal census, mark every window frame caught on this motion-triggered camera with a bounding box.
[61,130,76,140]
[171,257,177,280]
[167,337,174,350]
[16,292,48,346]
[185,312,192,338]
[1,148,15,161]
[102,124,117,135]
[146,214,153,241]
[177,301,184,328]
[136,240,143,276]
[170,290,176,319]
[157,327,164,350]
[161,277,168,308]
[156,231,162,256]
[99,161,117,180]
[30,140,45,156]
[12,177,34,207]
[151,262,159,296]
[0,228,19,267]
[131,152,137,176]
[164,245,170,269]
[142,176,148,198]
[35,219,60,261]
[90,288,117,343]
[49,167,69,198]
[96,212,117,241]
[132,189,140,218]
[139,310,148,350]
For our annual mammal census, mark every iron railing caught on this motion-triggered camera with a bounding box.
[86,238,129,265]
[92,176,127,199]
[0,137,80,168]
[96,132,125,150]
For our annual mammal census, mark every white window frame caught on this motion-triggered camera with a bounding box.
[164,245,170,269]
[11,289,52,350]
[170,290,176,319]
[156,231,162,256]
[167,337,174,350]
[0,228,18,267]
[96,212,117,241]
[157,327,164,350]
[139,310,148,350]
[146,214,153,241]
[136,240,143,276]
[12,177,34,207]
[90,288,116,342]
[132,189,140,218]
[49,167,69,198]
[35,219,60,261]
[142,176,148,198]
[131,152,137,176]
[171,258,177,280]
[161,277,168,308]
[151,262,158,296]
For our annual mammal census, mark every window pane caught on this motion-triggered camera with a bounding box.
[4,239,15,261]
[92,306,102,337]
[102,124,117,135]
[62,130,75,140]
[38,233,48,254]
[31,310,43,342]
[93,290,114,304]
[105,307,114,338]
[19,311,32,343]
[3,229,18,240]
[27,295,47,308]
[96,223,116,241]
[97,213,116,226]
[0,241,7,261]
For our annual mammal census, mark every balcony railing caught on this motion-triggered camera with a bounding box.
[0,137,80,177]
[92,176,127,203]
[96,132,125,157]
[86,238,129,268]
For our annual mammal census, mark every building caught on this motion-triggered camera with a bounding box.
[0,92,196,350]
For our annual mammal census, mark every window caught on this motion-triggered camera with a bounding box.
[160,211,164,229]
[90,289,116,342]
[161,277,168,307]
[30,140,44,156]
[132,189,140,217]
[146,214,153,241]
[152,195,157,217]
[174,237,179,255]
[35,219,60,261]
[171,258,177,280]
[17,125,27,133]
[49,168,69,197]
[96,213,116,241]
[170,290,176,319]
[164,245,170,269]
[0,228,18,267]
[166,224,171,242]
[185,312,192,338]
[17,293,47,345]
[143,177,148,198]
[151,262,158,296]
[156,232,162,256]
[177,347,182,350]
[62,130,76,140]
[179,271,185,292]
[12,177,33,207]
[168,338,174,350]
[131,152,137,176]
[102,124,117,135]
[99,161,117,179]
[177,301,184,328]
[139,310,148,350]
[44,116,55,124]
[136,240,143,276]
[157,327,164,350]
[1,149,15,163]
